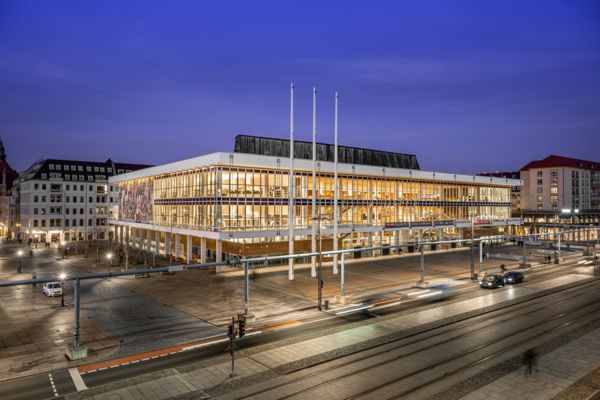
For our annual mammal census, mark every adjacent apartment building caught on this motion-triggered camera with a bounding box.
[10,158,149,243]
[481,154,600,241]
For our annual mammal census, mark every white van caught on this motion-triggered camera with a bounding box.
[43,282,63,297]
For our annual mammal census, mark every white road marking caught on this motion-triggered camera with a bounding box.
[181,338,229,351]
[68,367,88,391]
[48,373,58,397]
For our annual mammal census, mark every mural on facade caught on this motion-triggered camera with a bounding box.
[119,180,153,223]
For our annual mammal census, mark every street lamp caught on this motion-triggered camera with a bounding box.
[106,252,113,272]
[60,240,66,259]
[17,250,23,274]
[59,272,67,307]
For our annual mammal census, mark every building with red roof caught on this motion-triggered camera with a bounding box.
[519,155,600,213]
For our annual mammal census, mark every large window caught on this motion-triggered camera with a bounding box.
[119,165,512,232]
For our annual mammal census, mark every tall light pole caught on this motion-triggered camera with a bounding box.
[59,272,67,307]
[17,250,23,274]
[106,252,113,272]
[469,211,475,280]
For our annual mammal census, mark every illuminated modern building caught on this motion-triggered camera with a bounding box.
[109,135,522,278]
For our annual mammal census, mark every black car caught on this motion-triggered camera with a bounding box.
[479,274,505,289]
[503,271,525,284]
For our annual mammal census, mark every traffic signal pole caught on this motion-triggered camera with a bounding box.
[244,262,249,316]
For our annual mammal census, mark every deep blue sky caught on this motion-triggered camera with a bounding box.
[1,1,599,174]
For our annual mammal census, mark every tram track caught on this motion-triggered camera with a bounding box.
[355,303,600,400]
[220,279,599,400]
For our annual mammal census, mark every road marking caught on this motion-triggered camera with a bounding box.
[181,338,229,351]
[68,367,88,391]
[48,373,58,397]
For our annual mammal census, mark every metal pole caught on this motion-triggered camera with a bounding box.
[340,253,345,297]
[419,244,425,282]
[229,316,235,377]
[244,262,249,315]
[479,240,483,275]
[311,87,317,278]
[74,278,81,347]
[333,92,339,275]
[317,219,323,311]
[288,82,295,281]
[523,235,527,266]
[557,232,561,263]
[470,218,475,279]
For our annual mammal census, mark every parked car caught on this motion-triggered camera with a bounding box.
[479,274,505,289]
[43,282,63,297]
[503,271,525,284]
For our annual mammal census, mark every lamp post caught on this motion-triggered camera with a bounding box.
[59,272,67,307]
[106,252,113,272]
[61,240,66,259]
[17,250,23,274]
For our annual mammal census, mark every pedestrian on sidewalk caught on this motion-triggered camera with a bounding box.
[500,264,506,273]
[524,348,538,376]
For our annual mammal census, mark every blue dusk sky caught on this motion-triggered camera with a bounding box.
[1,0,599,174]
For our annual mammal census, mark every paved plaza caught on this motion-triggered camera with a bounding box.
[0,239,575,382]
[66,273,599,400]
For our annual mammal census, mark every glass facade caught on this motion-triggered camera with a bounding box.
[118,165,512,232]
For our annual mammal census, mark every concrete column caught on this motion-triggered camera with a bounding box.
[135,229,139,251]
[155,230,160,255]
[124,227,130,269]
[146,229,152,253]
[165,232,171,259]
[174,233,181,259]
[216,239,222,273]
[186,235,193,264]
[200,237,207,264]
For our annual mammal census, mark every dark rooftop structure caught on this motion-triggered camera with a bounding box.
[477,171,521,180]
[18,158,152,182]
[520,155,600,171]
[234,134,420,170]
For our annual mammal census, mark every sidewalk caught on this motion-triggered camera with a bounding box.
[460,327,600,400]
[67,274,596,400]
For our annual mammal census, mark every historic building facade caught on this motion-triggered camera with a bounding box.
[11,158,149,243]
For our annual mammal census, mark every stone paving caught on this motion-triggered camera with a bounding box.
[111,243,535,327]
[67,274,597,400]
[0,238,579,384]
[460,327,600,400]
[0,242,119,381]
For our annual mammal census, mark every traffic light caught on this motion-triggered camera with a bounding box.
[238,318,246,338]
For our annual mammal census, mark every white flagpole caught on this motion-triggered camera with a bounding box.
[288,82,295,281]
[311,87,317,278]
[333,92,339,274]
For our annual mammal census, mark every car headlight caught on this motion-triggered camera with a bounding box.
[479,281,483,285]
